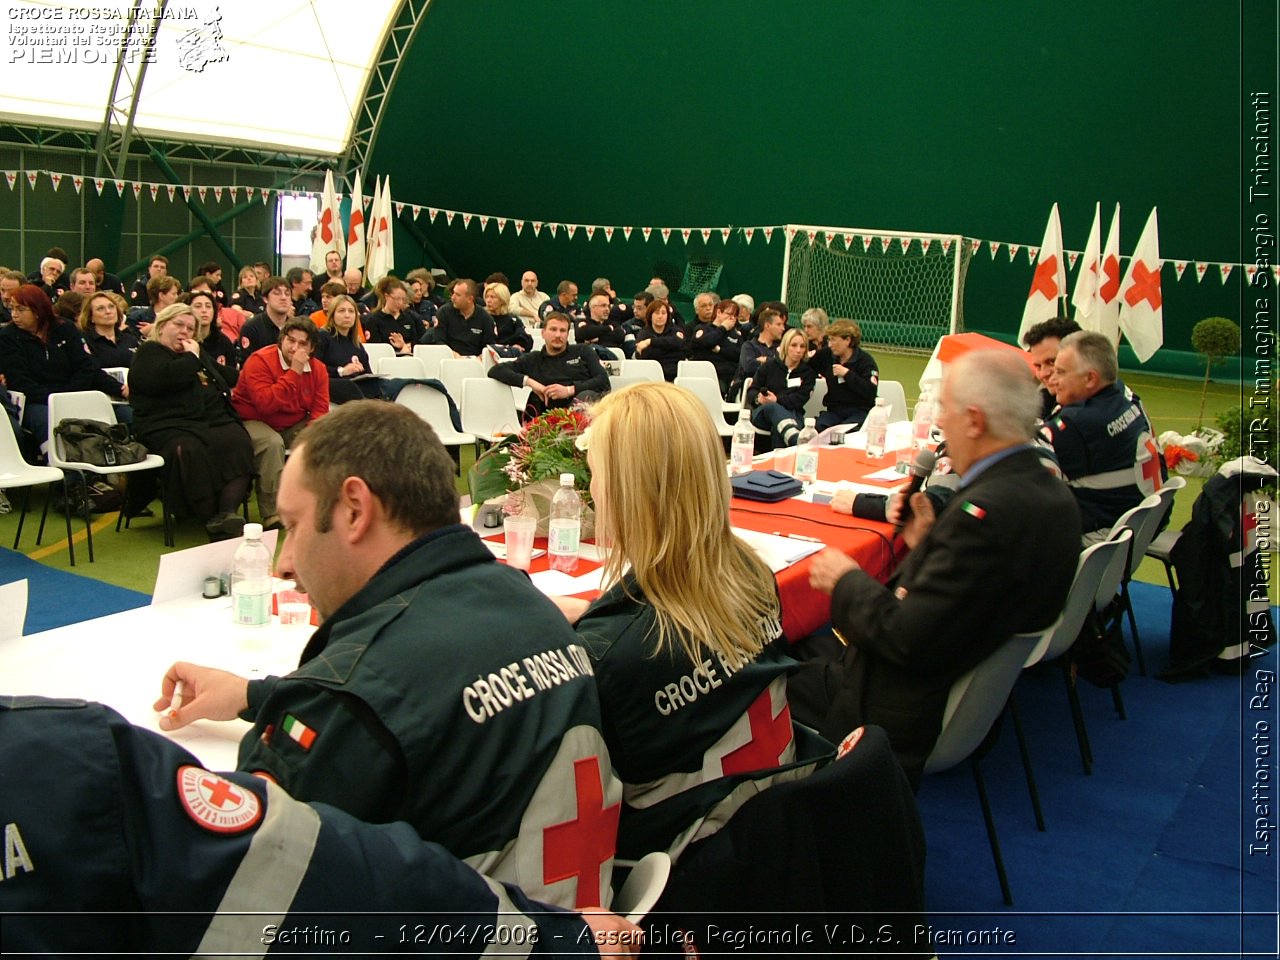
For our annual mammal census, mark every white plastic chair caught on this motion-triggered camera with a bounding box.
[412,343,455,370]
[0,578,29,641]
[8,390,25,422]
[1104,493,1165,675]
[620,358,664,382]
[923,633,1040,907]
[0,414,65,551]
[461,378,521,449]
[395,384,475,453]
[877,380,908,421]
[46,390,165,565]
[438,357,485,408]
[608,375,652,393]
[611,851,671,922]
[804,376,829,421]
[675,376,735,438]
[677,359,718,381]
[362,342,396,369]
[1143,476,1187,590]
[377,355,429,379]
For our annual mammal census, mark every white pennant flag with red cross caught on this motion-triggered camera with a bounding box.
[721,227,732,243]
[1194,262,1208,282]
[462,213,473,230]
[680,228,692,244]
[213,185,223,202]
[93,177,105,195]
[1093,204,1123,343]
[1068,250,1080,270]
[762,226,774,243]
[428,207,439,223]
[26,171,38,189]
[166,184,177,202]
[1070,202,1102,331]
[1219,263,1234,285]
[1245,264,1260,285]
[743,227,754,244]
[605,226,615,242]
[880,235,892,253]
[363,176,384,278]
[260,187,271,205]
[72,175,83,194]
[547,222,558,238]
[1018,202,1067,343]
[412,205,421,220]
[989,241,1000,259]
[114,179,126,196]
[565,223,577,240]
[345,170,366,273]
[395,202,405,217]
[446,210,456,226]
[1273,266,1280,285]
[197,185,207,202]
[496,215,506,232]
[1117,207,1163,363]
[531,221,541,237]
[1026,246,1039,264]
[513,218,523,235]
[920,238,933,256]
[479,215,489,231]
[1007,243,1021,262]
[1172,260,1187,280]
[701,228,713,244]
[941,237,953,256]
[899,237,912,254]
[132,182,143,200]
[642,226,652,242]
[970,238,981,255]
[825,233,836,248]
[5,171,16,190]
[807,230,818,246]
[310,170,345,273]
[585,225,595,241]
[662,227,672,244]
[50,172,63,192]
[862,235,874,252]
[787,227,797,243]
[842,232,854,249]
[622,225,632,241]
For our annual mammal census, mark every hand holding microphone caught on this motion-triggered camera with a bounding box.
[892,449,937,533]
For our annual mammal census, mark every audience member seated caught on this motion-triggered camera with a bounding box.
[509,269,548,323]
[78,290,139,385]
[686,298,744,398]
[800,306,828,358]
[230,318,329,529]
[644,281,686,327]
[556,381,829,862]
[129,275,182,338]
[30,256,65,299]
[309,280,346,327]
[66,266,98,296]
[363,277,423,354]
[488,312,608,418]
[1,268,25,324]
[789,350,1081,787]
[187,290,238,385]
[314,250,345,300]
[1043,329,1165,541]
[195,260,228,306]
[690,291,719,330]
[317,294,377,404]
[286,266,318,317]
[429,278,495,356]
[617,290,653,343]
[404,267,439,325]
[0,285,100,447]
[747,327,815,447]
[85,257,126,297]
[632,298,685,381]
[483,282,534,354]
[811,318,879,431]
[575,290,627,359]
[342,268,372,312]
[538,279,583,321]
[129,254,168,308]
[236,276,293,362]
[1023,315,1082,419]
[128,303,253,541]
[153,401,618,910]
[732,306,785,400]
[228,264,263,319]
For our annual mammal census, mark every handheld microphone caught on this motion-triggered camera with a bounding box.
[894,449,937,531]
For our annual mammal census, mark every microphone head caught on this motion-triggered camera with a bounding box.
[910,449,937,477]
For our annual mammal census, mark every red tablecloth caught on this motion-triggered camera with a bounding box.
[500,444,911,642]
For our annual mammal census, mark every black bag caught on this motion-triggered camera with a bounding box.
[54,418,149,468]
[731,469,804,502]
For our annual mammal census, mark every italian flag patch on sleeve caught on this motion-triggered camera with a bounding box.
[282,714,317,750]
[961,502,987,520]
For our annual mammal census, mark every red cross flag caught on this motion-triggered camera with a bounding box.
[309,170,345,275]
[346,169,366,274]
[1071,202,1103,331]
[366,176,395,284]
[1017,203,1066,344]
[1117,207,1163,363]
[1095,204,1123,344]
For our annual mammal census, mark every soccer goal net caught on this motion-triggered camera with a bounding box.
[781,225,971,351]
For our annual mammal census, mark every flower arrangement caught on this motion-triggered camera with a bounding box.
[467,406,592,509]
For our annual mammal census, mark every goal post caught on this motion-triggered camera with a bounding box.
[780,224,970,351]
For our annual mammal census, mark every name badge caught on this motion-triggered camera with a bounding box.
[786,377,801,388]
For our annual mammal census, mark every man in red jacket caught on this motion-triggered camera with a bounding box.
[231,318,329,527]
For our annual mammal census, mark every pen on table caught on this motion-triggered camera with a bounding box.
[772,531,823,543]
[166,680,184,720]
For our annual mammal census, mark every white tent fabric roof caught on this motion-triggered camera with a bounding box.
[0,0,400,156]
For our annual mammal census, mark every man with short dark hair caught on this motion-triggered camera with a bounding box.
[539,280,583,321]
[155,400,620,911]
[286,266,317,316]
[731,307,785,399]
[792,350,1080,786]
[687,298,745,397]
[489,312,610,417]
[230,318,329,527]
[575,291,626,354]
[1044,329,1165,541]
[430,278,496,356]
[130,255,168,306]
[236,276,294,362]
[67,267,97,295]
[1022,316,1082,417]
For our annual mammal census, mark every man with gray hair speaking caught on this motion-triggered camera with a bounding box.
[790,350,1080,787]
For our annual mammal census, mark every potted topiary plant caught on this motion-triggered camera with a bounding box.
[1191,316,1241,429]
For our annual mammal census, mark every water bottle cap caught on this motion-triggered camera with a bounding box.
[804,417,816,427]
[559,473,575,486]
[243,522,263,539]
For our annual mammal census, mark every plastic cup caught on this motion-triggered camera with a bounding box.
[277,589,312,625]
[504,515,537,571]
[773,448,796,476]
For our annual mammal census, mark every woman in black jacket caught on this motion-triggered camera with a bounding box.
[128,302,253,540]
[483,282,534,355]
[633,298,685,381]
[747,327,816,447]
[188,290,239,386]
[316,294,377,403]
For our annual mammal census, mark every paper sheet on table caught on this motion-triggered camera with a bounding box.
[530,566,609,596]
[864,465,911,482]
[731,527,824,573]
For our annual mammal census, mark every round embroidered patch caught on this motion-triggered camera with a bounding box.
[176,765,262,834]
[836,726,865,760]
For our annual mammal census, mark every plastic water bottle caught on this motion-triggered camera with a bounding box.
[794,417,820,483]
[548,473,582,573]
[231,522,272,626]
[912,387,935,453]
[865,398,890,459]
[730,408,755,475]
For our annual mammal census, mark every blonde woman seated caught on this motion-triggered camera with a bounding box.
[557,381,827,863]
